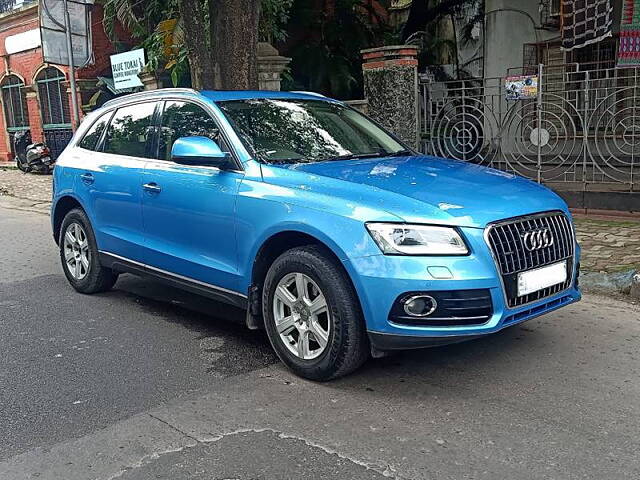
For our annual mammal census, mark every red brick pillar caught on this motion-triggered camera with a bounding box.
[0,101,10,162]
[361,45,419,148]
[26,88,44,143]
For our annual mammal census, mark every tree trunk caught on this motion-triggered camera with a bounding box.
[210,0,260,90]
[179,0,215,89]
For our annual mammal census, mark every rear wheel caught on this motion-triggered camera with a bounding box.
[263,245,369,381]
[59,208,118,293]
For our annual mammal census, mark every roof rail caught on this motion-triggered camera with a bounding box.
[102,88,199,108]
[290,91,327,98]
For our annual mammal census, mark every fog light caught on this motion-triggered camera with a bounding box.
[403,295,437,317]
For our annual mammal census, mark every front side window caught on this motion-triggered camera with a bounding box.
[78,111,112,151]
[102,102,157,158]
[158,101,225,161]
[218,99,407,164]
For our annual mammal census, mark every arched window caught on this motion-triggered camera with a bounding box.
[1,74,28,129]
[36,67,71,128]
[1,74,29,154]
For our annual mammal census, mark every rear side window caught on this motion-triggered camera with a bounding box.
[78,112,111,151]
[158,101,227,161]
[102,102,157,158]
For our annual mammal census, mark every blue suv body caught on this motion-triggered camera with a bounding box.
[52,89,581,380]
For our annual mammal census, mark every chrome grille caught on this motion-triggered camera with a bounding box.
[486,211,575,308]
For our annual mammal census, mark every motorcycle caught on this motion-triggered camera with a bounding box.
[14,130,54,174]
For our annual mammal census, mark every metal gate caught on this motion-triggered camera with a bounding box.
[420,64,640,191]
[44,129,74,160]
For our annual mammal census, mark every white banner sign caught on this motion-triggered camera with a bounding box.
[5,29,41,55]
[110,49,145,90]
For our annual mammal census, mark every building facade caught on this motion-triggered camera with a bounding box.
[0,0,118,164]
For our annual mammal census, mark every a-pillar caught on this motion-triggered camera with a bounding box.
[361,45,419,148]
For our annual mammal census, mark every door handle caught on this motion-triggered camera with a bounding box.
[80,173,94,184]
[142,182,161,193]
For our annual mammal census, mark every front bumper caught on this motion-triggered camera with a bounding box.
[346,226,581,350]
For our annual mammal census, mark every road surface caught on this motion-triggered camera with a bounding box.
[1,196,638,479]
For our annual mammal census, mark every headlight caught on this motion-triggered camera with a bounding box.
[366,223,468,255]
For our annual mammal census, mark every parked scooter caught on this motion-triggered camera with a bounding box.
[14,130,54,174]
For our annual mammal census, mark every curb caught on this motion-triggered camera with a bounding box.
[579,269,639,297]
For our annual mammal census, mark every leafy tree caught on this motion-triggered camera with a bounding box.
[401,0,477,43]
[103,0,264,90]
[283,0,391,100]
[400,0,483,81]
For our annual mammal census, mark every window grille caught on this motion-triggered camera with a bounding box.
[36,67,71,128]
[540,0,561,29]
[1,75,28,130]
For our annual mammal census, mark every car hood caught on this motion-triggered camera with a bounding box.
[274,155,568,228]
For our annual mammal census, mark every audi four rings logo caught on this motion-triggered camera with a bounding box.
[523,228,554,251]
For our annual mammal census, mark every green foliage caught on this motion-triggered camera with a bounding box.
[103,0,189,87]
[260,0,294,43]
[285,0,391,100]
[103,0,293,88]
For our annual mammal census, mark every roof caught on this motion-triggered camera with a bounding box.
[201,90,330,102]
[102,88,333,109]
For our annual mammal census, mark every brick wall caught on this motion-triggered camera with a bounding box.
[0,3,119,163]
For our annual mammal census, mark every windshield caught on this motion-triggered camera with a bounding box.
[217,98,408,164]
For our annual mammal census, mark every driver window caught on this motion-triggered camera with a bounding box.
[158,101,228,161]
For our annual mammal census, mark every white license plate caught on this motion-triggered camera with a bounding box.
[517,261,567,297]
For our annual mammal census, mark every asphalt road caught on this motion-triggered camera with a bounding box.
[1,196,639,479]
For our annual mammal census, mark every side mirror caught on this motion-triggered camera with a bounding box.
[171,136,232,169]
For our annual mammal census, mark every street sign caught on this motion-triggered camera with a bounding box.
[40,0,93,67]
[110,49,145,90]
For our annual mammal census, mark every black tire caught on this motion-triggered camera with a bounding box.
[262,245,369,381]
[16,157,28,172]
[59,208,118,294]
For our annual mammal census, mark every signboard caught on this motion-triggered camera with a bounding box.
[5,29,41,55]
[110,49,145,89]
[39,0,94,67]
[505,75,539,100]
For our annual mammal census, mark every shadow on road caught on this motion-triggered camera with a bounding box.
[111,272,554,393]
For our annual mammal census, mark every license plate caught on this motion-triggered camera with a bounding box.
[517,261,567,297]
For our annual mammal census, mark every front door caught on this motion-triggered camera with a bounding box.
[74,101,158,262]
[141,100,244,294]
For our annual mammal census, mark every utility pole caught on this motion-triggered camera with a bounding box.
[62,0,80,129]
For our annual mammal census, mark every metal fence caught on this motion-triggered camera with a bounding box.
[420,63,640,191]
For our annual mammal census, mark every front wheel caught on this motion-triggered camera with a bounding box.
[16,156,28,172]
[263,245,369,381]
[59,208,118,293]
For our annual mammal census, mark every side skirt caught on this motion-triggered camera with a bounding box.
[98,252,248,310]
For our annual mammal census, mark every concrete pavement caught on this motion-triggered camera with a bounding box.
[1,196,639,479]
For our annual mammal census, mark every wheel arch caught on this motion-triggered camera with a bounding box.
[247,228,364,330]
[52,195,86,245]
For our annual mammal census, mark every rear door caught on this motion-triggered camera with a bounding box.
[74,101,158,262]
[141,100,244,294]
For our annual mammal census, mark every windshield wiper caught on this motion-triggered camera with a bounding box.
[386,149,413,157]
[321,149,413,162]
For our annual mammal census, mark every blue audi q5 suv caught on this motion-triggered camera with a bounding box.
[52,89,581,380]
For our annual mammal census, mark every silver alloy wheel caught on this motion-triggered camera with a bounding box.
[63,222,90,280]
[272,272,331,360]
